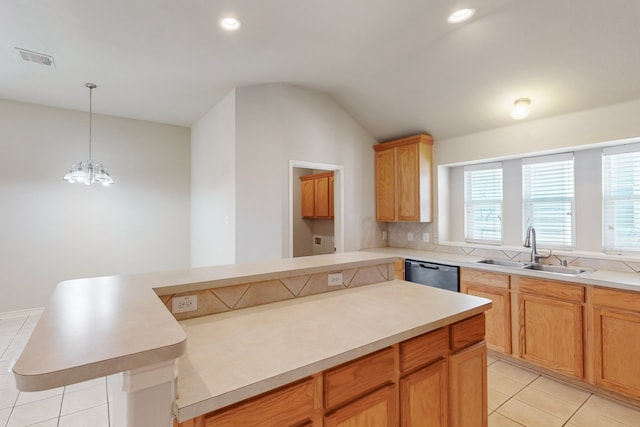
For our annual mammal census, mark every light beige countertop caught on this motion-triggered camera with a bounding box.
[12,252,397,392]
[366,247,640,292]
[175,280,491,422]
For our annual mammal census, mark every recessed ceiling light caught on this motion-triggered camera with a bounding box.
[448,8,475,23]
[511,98,532,120]
[219,17,241,31]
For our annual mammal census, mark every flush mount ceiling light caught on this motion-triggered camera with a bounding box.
[63,83,114,186]
[15,47,55,67]
[219,17,241,31]
[448,8,475,23]
[511,98,532,120]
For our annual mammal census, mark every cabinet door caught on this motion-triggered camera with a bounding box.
[462,284,511,354]
[400,359,447,427]
[395,144,420,221]
[593,308,640,398]
[375,149,396,221]
[324,385,397,427]
[519,293,583,378]
[449,342,487,427]
[315,176,330,217]
[301,178,315,218]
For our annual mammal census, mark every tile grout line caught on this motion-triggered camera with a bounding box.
[0,316,28,361]
[561,392,593,426]
[491,372,541,421]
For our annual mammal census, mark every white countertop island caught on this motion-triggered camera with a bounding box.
[11,251,490,426]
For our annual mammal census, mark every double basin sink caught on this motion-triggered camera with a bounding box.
[475,259,592,276]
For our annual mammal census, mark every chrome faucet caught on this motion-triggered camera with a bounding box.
[524,226,536,262]
[524,226,552,263]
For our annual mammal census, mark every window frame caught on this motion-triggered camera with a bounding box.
[464,162,504,245]
[522,153,576,249]
[602,143,640,254]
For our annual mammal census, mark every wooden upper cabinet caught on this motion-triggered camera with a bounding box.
[315,176,330,217]
[374,134,433,222]
[375,149,396,221]
[301,178,315,218]
[300,171,334,219]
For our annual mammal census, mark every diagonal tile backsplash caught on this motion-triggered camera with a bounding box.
[163,262,394,320]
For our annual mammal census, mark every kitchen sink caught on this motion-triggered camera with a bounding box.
[475,259,531,268]
[475,259,593,276]
[523,263,591,276]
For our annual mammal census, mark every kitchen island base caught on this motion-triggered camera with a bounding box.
[176,313,488,427]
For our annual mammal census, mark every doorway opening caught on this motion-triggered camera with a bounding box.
[289,160,344,258]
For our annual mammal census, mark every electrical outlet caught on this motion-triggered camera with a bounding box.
[408,232,414,241]
[423,232,429,243]
[172,295,197,313]
[382,231,387,241]
[328,272,343,286]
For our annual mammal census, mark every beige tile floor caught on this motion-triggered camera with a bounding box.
[3,314,640,426]
[487,354,640,427]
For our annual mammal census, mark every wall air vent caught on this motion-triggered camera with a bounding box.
[15,47,55,67]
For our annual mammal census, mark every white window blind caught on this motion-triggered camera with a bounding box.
[603,143,640,253]
[522,153,575,247]
[464,163,503,244]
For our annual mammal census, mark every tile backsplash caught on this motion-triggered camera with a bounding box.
[383,222,640,274]
[160,262,394,320]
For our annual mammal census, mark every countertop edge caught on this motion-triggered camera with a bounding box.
[11,252,398,392]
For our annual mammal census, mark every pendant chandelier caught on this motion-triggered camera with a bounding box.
[63,83,114,186]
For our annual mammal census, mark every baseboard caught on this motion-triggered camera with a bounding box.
[0,307,44,319]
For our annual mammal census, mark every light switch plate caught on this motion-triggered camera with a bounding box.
[423,232,429,242]
[172,295,197,313]
[408,232,414,241]
[328,272,343,286]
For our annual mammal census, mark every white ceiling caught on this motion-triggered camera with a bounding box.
[2,0,640,141]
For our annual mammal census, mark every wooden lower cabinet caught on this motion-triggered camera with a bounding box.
[449,342,488,427]
[324,385,397,427]
[517,277,584,379]
[460,269,511,354]
[592,287,640,399]
[176,315,487,427]
[394,258,404,280]
[400,358,447,427]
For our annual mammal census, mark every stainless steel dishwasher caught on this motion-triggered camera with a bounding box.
[404,259,460,292]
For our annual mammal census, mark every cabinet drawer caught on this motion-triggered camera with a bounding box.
[204,378,314,427]
[450,314,485,352]
[592,287,640,312]
[400,327,449,373]
[461,269,510,289]
[324,347,394,409]
[517,276,584,303]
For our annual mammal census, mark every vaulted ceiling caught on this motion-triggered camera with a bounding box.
[2,0,639,140]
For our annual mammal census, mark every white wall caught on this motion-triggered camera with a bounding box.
[436,98,640,252]
[234,83,377,262]
[0,99,191,312]
[190,90,236,267]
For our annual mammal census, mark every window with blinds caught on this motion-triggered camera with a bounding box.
[464,163,503,244]
[603,144,640,253]
[522,153,575,247]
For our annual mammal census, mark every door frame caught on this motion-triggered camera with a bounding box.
[288,160,344,258]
